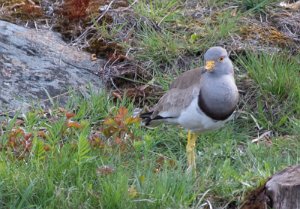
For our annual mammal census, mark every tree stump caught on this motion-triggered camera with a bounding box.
[265,165,300,209]
[241,164,300,209]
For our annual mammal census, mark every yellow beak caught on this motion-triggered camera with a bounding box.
[205,60,215,72]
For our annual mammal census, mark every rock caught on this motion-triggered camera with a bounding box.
[241,164,300,209]
[0,20,105,114]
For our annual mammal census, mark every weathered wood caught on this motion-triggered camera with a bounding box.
[241,164,300,209]
[0,20,105,113]
[265,165,300,209]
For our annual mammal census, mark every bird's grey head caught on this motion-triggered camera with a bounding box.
[203,46,233,75]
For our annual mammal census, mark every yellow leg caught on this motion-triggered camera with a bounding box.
[186,130,197,173]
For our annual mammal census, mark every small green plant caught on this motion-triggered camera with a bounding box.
[135,26,187,67]
[99,106,141,151]
[238,0,279,12]
[187,10,240,52]
[238,52,300,103]
[94,21,126,42]
[132,0,183,25]
[205,0,229,7]
[237,52,300,132]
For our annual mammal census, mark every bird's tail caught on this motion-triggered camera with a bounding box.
[139,111,166,127]
[139,111,154,126]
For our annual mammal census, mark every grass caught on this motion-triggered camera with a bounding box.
[204,0,229,7]
[132,0,184,25]
[134,26,188,67]
[237,52,300,132]
[194,10,240,49]
[1,0,300,208]
[130,9,239,72]
[238,0,280,12]
[0,89,299,208]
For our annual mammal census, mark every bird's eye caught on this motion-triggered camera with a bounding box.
[218,57,224,62]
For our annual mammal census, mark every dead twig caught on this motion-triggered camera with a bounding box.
[252,131,272,143]
[72,0,116,45]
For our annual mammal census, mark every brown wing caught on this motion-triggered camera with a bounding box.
[170,67,204,89]
[151,68,203,119]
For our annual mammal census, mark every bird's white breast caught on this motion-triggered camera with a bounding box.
[176,98,232,132]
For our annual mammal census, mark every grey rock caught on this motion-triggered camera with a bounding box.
[0,20,105,114]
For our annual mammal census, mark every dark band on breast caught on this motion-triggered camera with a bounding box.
[198,91,235,121]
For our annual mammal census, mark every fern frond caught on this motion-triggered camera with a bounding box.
[76,127,91,166]
[31,137,46,162]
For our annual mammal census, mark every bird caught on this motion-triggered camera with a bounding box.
[140,46,239,173]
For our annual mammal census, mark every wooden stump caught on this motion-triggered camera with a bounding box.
[265,165,300,209]
[241,164,300,209]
